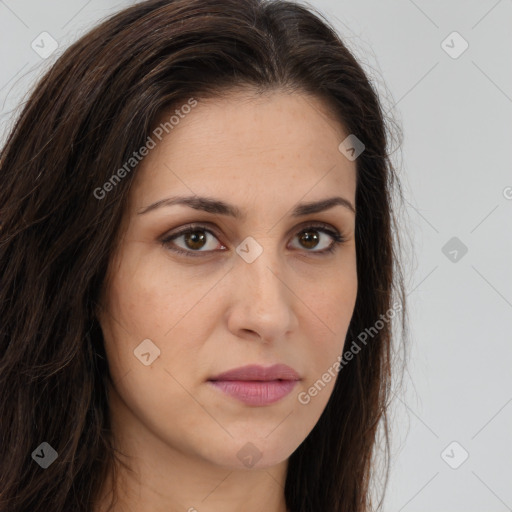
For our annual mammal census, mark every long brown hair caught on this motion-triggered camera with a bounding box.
[0,1,408,510]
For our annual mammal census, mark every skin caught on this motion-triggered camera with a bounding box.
[95,89,358,512]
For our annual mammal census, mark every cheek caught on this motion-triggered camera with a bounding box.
[304,271,357,331]
[107,255,190,335]
[100,257,216,381]
[298,270,357,379]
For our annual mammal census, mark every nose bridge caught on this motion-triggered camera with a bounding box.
[239,235,283,299]
[229,237,296,340]
[245,251,282,301]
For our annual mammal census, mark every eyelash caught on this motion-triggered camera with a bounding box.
[161,223,347,258]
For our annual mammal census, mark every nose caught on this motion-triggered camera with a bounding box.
[225,247,298,343]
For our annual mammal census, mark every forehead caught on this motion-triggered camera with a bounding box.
[131,90,356,213]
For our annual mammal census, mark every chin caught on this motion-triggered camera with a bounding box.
[201,438,294,471]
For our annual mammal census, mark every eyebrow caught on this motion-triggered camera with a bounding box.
[137,195,355,218]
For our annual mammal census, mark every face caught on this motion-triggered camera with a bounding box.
[97,90,358,472]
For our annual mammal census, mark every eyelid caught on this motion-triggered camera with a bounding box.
[160,221,348,257]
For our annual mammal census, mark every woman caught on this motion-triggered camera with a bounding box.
[0,0,408,511]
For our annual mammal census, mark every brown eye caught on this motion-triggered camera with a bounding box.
[161,225,224,257]
[290,226,345,254]
[297,229,321,250]
[181,230,208,251]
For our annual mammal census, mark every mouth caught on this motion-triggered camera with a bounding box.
[207,364,301,406]
[208,363,301,382]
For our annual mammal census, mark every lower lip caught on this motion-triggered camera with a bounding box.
[208,379,298,406]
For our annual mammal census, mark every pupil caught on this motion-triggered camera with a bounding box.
[301,231,318,249]
[185,231,206,250]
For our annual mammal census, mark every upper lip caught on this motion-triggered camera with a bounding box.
[208,364,300,381]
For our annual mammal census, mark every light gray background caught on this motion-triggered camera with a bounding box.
[1,1,511,510]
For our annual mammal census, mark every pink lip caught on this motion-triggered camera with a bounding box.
[209,364,300,381]
[208,364,301,406]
